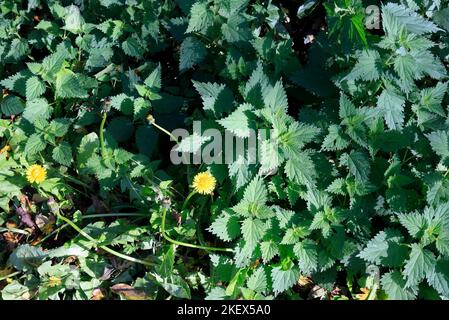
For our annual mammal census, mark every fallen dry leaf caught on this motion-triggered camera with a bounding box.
[110,283,149,300]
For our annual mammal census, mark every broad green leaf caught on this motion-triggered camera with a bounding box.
[271,265,299,295]
[1,96,24,116]
[52,142,72,166]
[179,36,206,72]
[377,88,405,131]
[247,267,267,293]
[403,243,436,288]
[25,76,46,100]
[381,271,417,300]
[293,240,318,274]
[208,211,241,242]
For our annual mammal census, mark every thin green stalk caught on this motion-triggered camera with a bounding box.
[152,121,178,142]
[58,173,94,192]
[181,190,197,212]
[160,208,233,253]
[56,212,155,267]
[148,116,191,182]
[99,112,107,159]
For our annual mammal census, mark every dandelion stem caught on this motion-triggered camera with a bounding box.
[181,190,197,212]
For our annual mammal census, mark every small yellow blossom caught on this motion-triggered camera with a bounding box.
[192,171,216,195]
[26,164,47,184]
[47,276,62,287]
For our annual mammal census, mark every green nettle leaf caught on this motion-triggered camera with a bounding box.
[192,80,235,114]
[25,76,46,100]
[186,1,214,34]
[382,3,441,35]
[381,271,417,300]
[121,37,144,58]
[1,0,449,301]
[1,71,30,96]
[228,154,253,190]
[340,150,370,183]
[293,240,318,274]
[52,142,73,166]
[133,98,151,120]
[377,88,405,131]
[111,94,135,115]
[144,63,162,92]
[358,229,408,267]
[259,139,281,175]
[24,133,46,156]
[179,36,206,72]
[397,212,426,238]
[77,132,99,170]
[339,93,357,119]
[344,49,382,81]
[1,95,25,116]
[403,243,436,288]
[322,125,350,151]
[243,176,267,204]
[260,241,279,263]
[427,258,449,297]
[241,217,266,246]
[175,133,212,154]
[418,82,448,116]
[23,98,52,123]
[55,69,89,99]
[208,211,241,242]
[271,265,299,295]
[218,103,253,138]
[285,152,317,188]
[63,5,85,34]
[247,267,268,293]
[263,80,288,113]
[427,130,449,159]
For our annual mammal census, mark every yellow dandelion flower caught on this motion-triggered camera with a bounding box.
[192,171,216,195]
[26,164,47,184]
[47,276,62,287]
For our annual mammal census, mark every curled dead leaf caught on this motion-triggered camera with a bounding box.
[110,283,149,300]
[91,288,106,300]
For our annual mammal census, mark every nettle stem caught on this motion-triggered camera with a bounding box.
[99,112,107,159]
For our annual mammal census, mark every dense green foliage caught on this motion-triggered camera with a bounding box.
[1,0,449,300]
